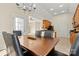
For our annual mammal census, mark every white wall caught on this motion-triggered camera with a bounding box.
[52,13,73,38]
[0,3,30,50]
[51,3,78,38]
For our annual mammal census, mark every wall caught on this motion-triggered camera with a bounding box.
[52,13,73,38]
[0,3,29,50]
[51,3,78,38]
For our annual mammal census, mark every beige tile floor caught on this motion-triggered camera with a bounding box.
[55,37,71,55]
[0,50,7,56]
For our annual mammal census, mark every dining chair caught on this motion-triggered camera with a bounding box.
[43,30,53,38]
[35,31,41,37]
[13,33,33,56]
[35,30,53,38]
[2,32,18,56]
[13,30,22,36]
[2,32,32,56]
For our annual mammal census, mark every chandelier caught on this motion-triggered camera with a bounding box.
[16,3,36,13]
[16,3,37,21]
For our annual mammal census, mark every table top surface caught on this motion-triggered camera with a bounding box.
[19,35,59,56]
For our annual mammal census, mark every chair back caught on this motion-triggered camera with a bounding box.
[35,31,41,37]
[70,33,79,56]
[13,30,22,36]
[2,32,16,55]
[44,30,53,38]
[2,32,23,56]
[35,30,53,38]
[12,34,23,56]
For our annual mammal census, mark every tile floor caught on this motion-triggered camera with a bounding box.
[55,37,71,55]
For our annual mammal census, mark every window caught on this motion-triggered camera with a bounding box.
[14,17,24,33]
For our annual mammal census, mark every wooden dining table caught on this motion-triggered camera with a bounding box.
[18,35,59,56]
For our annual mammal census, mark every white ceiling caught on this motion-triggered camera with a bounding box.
[36,3,77,16]
[17,3,78,20]
[38,3,69,16]
[33,3,78,20]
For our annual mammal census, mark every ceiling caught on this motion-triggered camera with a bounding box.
[16,3,78,20]
[38,3,70,16]
[36,3,77,20]
[36,3,77,16]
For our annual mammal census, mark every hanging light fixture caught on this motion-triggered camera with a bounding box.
[16,3,36,12]
[16,3,37,22]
